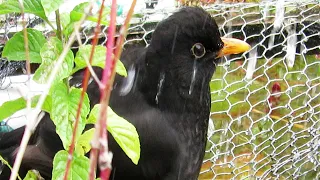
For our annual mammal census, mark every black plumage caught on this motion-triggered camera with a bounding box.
[0,7,250,180]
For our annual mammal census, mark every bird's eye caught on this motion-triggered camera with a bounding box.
[191,43,206,59]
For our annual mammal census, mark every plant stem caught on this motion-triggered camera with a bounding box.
[45,19,56,31]
[88,0,137,179]
[114,0,137,62]
[9,6,91,180]
[88,0,118,178]
[63,1,104,180]
[9,1,32,179]
[18,0,32,111]
[55,9,62,40]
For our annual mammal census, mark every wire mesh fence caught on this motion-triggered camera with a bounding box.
[0,0,320,179]
[203,1,320,179]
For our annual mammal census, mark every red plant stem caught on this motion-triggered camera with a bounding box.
[63,2,104,180]
[88,0,137,179]
[114,0,136,60]
[88,0,117,179]
[98,0,118,177]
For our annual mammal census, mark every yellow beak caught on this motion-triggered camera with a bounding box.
[217,37,251,58]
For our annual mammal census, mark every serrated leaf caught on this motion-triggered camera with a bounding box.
[73,45,127,77]
[70,2,109,25]
[0,95,51,122]
[0,0,47,20]
[87,104,140,164]
[2,29,46,63]
[51,83,90,150]
[40,0,64,16]
[75,128,95,155]
[33,37,74,84]
[52,150,90,180]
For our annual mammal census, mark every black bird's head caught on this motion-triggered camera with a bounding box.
[143,7,250,107]
[149,7,223,59]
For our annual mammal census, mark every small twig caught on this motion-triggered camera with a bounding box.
[75,27,83,46]
[63,0,104,179]
[9,1,32,179]
[74,26,103,88]
[44,19,56,31]
[9,111,44,180]
[9,6,91,180]
[0,156,22,180]
[55,9,62,40]
[74,17,103,88]
[17,0,31,110]
[83,57,104,88]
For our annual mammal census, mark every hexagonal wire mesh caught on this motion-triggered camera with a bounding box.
[0,0,320,179]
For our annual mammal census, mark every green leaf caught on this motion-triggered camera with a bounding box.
[60,12,71,29]
[0,95,51,122]
[40,0,64,16]
[51,83,90,150]
[87,104,140,164]
[52,150,90,180]
[75,128,95,155]
[33,37,74,84]
[70,2,109,25]
[2,29,47,63]
[23,170,42,180]
[0,0,47,20]
[62,22,75,38]
[108,107,140,164]
[86,104,100,124]
[60,12,75,38]
[73,45,127,77]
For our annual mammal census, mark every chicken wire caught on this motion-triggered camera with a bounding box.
[0,0,320,179]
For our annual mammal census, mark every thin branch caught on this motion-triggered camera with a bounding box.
[63,0,105,179]
[9,6,92,180]
[75,28,83,46]
[17,0,31,109]
[114,1,137,63]
[55,9,62,40]
[84,57,104,88]
[9,1,32,179]
[75,25,103,88]
[44,19,56,31]
[88,0,137,179]
[0,156,22,180]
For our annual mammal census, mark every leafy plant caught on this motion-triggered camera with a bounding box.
[0,0,140,179]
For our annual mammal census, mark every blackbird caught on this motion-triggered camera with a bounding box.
[0,7,250,180]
